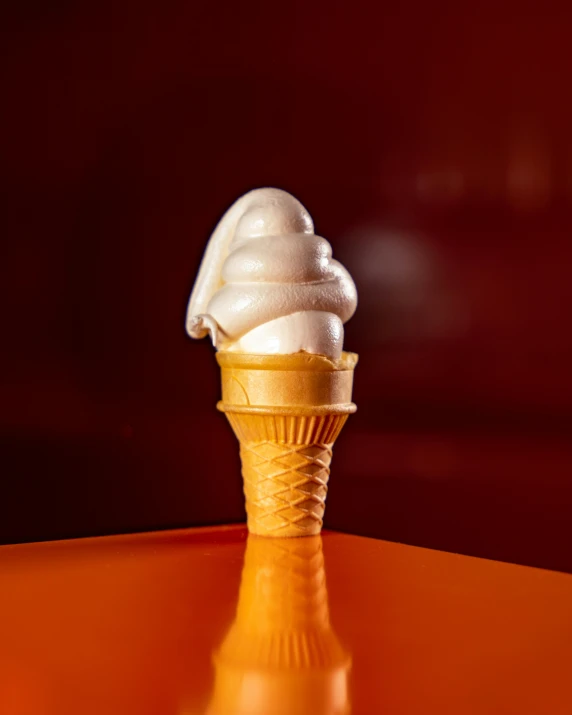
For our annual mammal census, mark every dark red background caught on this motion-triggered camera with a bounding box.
[2,0,572,571]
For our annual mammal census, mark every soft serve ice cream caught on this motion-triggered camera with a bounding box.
[186,188,357,360]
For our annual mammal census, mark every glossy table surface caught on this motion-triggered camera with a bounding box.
[1,525,571,715]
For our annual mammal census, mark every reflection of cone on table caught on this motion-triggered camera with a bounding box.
[206,535,351,715]
[217,352,357,537]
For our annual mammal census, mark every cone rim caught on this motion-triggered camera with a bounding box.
[217,402,356,415]
[216,351,358,372]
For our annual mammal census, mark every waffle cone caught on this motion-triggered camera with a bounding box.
[217,352,357,537]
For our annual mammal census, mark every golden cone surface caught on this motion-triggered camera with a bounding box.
[217,352,357,537]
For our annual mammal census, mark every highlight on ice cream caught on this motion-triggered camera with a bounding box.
[186,188,357,360]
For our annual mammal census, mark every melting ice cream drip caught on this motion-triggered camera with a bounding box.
[186,188,357,360]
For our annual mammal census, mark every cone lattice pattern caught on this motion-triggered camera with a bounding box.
[226,413,349,537]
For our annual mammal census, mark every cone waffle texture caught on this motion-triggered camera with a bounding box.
[217,352,357,537]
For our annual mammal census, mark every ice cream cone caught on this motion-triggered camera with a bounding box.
[217,351,357,537]
[205,535,351,715]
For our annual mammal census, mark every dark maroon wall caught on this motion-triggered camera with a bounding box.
[2,0,572,571]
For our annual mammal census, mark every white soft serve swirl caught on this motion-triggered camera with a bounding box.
[186,188,357,359]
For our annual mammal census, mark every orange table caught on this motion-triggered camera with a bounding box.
[1,525,571,714]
